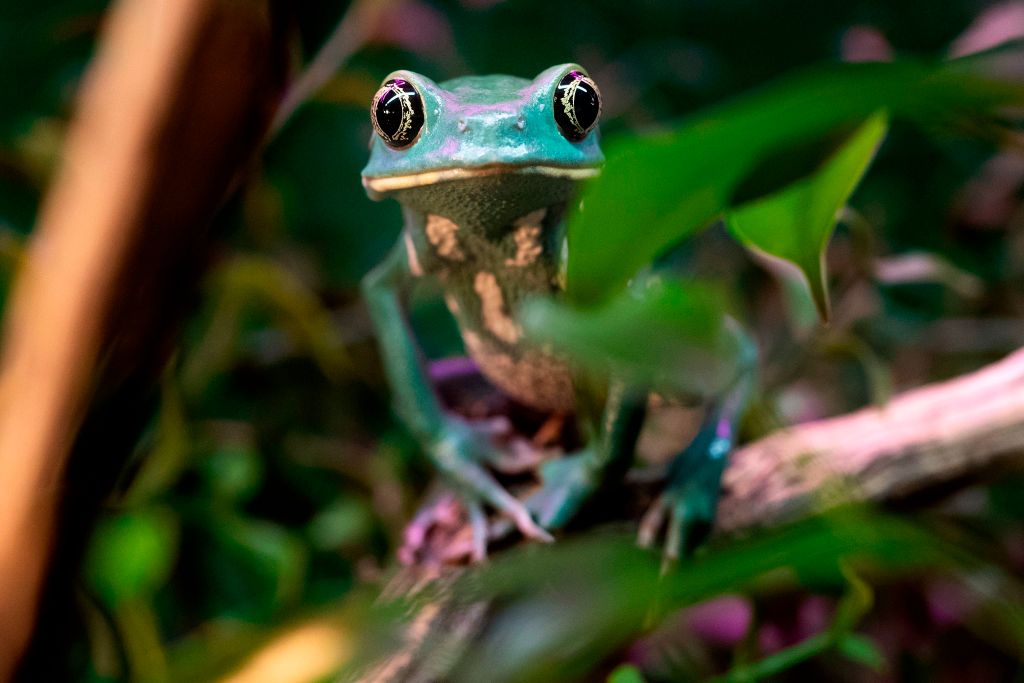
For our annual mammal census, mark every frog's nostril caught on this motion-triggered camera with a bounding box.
[514,115,526,131]
[457,119,468,133]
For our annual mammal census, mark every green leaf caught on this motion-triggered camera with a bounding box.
[837,634,885,671]
[726,113,888,320]
[451,510,951,683]
[607,664,647,683]
[566,58,1024,306]
[520,277,743,397]
[84,508,180,606]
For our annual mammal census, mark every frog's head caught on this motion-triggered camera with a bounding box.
[361,64,603,208]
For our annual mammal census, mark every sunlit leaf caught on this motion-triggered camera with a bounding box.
[520,277,743,397]
[567,58,1024,306]
[726,113,888,320]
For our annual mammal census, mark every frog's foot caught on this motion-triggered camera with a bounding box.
[398,492,462,565]
[409,417,553,565]
[637,409,733,566]
[524,451,599,529]
[637,483,718,567]
[401,495,494,565]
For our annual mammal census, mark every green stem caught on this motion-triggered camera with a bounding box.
[116,598,167,682]
[715,633,831,682]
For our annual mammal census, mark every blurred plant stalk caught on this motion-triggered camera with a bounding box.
[0,0,288,677]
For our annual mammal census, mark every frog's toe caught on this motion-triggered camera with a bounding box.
[502,493,555,543]
[638,487,717,566]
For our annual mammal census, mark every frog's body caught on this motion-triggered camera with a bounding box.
[392,184,575,410]
[361,64,752,561]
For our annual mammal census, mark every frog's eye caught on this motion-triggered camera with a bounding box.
[553,70,601,142]
[371,78,425,149]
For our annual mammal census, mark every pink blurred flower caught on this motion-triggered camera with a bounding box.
[950,1,1024,57]
[686,595,752,647]
[841,25,893,63]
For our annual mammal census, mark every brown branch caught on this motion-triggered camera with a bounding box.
[717,346,1024,534]
[0,0,288,677]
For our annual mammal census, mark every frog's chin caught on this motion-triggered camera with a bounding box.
[362,164,600,194]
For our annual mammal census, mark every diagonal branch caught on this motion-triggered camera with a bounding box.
[717,346,1024,533]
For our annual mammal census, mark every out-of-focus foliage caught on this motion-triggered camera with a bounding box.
[564,56,1024,310]
[5,0,1024,681]
[523,278,745,397]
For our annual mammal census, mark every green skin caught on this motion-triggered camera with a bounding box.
[361,63,752,561]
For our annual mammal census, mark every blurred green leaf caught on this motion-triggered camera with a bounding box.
[607,664,647,683]
[307,497,374,550]
[727,113,888,320]
[201,443,264,503]
[215,515,308,610]
[837,633,885,671]
[449,510,952,682]
[521,277,743,396]
[567,58,1024,306]
[84,508,179,606]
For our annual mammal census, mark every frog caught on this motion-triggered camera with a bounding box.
[360,63,755,563]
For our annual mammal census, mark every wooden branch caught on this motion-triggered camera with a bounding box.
[717,346,1024,534]
[0,1,288,677]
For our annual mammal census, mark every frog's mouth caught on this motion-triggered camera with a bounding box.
[362,163,600,194]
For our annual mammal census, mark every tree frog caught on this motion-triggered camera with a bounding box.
[361,64,754,562]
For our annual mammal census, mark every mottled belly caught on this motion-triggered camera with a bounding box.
[461,329,575,412]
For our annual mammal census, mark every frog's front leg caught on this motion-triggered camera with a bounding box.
[361,237,552,561]
[638,329,757,562]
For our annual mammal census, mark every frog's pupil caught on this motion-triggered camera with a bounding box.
[371,78,425,148]
[553,71,601,142]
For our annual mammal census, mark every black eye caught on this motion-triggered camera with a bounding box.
[371,78,425,148]
[553,70,601,141]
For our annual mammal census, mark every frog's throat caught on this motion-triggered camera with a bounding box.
[362,164,600,193]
